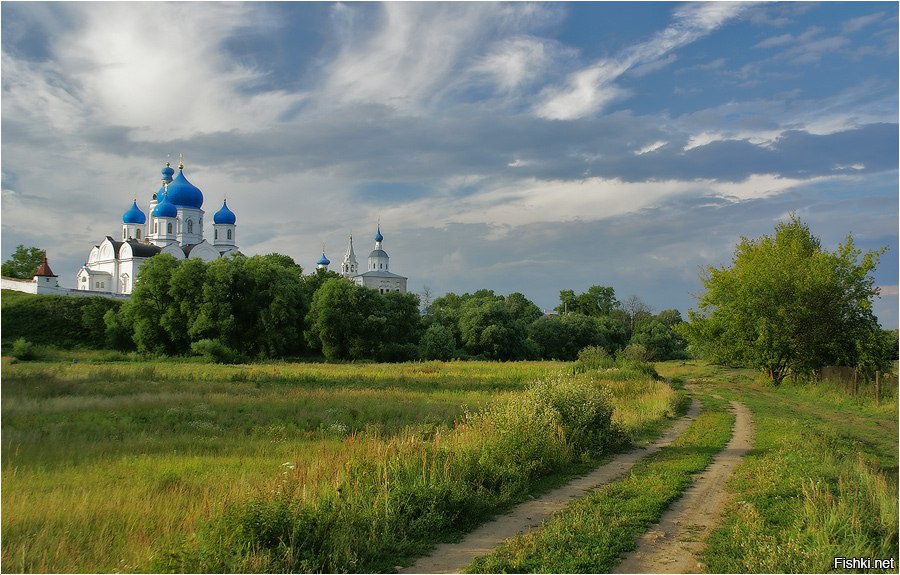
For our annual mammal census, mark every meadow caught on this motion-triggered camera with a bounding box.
[464,362,898,573]
[1,356,679,573]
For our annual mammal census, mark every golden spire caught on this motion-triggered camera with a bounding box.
[178,153,184,170]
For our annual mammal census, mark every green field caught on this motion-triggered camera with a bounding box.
[1,358,678,573]
[466,362,898,573]
[4,358,894,573]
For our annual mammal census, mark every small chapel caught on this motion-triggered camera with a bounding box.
[316,225,408,294]
[77,158,240,295]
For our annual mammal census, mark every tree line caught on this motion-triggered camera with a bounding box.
[96,252,686,363]
[8,215,891,379]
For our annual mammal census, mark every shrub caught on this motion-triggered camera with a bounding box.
[575,345,617,372]
[618,343,653,363]
[1,292,123,349]
[527,374,623,459]
[190,339,244,364]
[160,369,624,573]
[11,338,37,361]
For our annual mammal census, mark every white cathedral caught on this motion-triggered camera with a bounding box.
[77,159,240,294]
[76,158,406,296]
[316,225,408,294]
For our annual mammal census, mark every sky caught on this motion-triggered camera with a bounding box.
[2,1,898,328]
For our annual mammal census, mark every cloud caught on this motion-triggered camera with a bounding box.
[535,2,752,120]
[319,3,559,113]
[2,3,309,141]
[470,36,574,93]
[843,12,886,34]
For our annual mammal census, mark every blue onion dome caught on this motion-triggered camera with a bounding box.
[152,194,177,218]
[122,201,146,224]
[161,162,175,183]
[214,200,236,224]
[317,252,331,266]
[165,166,204,208]
[374,225,383,243]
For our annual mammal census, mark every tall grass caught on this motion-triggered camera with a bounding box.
[157,372,637,572]
[467,395,734,573]
[659,362,899,574]
[2,359,679,573]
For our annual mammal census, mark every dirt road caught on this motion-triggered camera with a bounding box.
[612,400,754,574]
[398,397,702,574]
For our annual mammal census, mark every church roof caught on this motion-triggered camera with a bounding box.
[369,249,389,259]
[34,256,56,277]
[166,166,203,209]
[122,201,147,224]
[153,194,177,218]
[125,240,162,258]
[356,270,407,279]
[105,236,124,253]
[214,200,236,224]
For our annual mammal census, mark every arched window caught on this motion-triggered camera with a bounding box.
[187,220,193,234]
[136,229,141,240]
[155,222,158,234]
[167,222,173,234]
[214,229,218,240]
[227,229,232,240]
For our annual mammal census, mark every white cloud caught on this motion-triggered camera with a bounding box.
[754,33,794,49]
[635,141,668,155]
[470,36,571,93]
[319,3,555,112]
[3,4,308,140]
[535,2,752,120]
[843,12,886,34]
[377,172,819,236]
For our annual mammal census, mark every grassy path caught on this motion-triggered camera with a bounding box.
[466,392,735,573]
[399,398,701,574]
[612,400,754,573]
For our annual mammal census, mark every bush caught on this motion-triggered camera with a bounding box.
[190,339,245,364]
[1,291,123,349]
[11,338,37,361]
[618,343,653,363]
[574,346,617,372]
[161,370,624,573]
[527,375,623,459]
[576,344,659,380]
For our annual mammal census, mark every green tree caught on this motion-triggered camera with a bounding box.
[527,314,600,360]
[125,254,181,354]
[306,278,379,360]
[2,245,45,279]
[419,323,456,360]
[682,216,885,385]
[193,255,307,358]
[555,285,618,316]
[630,317,677,361]
[459,298,526,360]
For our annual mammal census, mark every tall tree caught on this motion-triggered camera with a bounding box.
[555,285,618,316]
[2,245,45,279]
[681,215,884,384]
[124,253,181,355]
[306,278,378,360]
